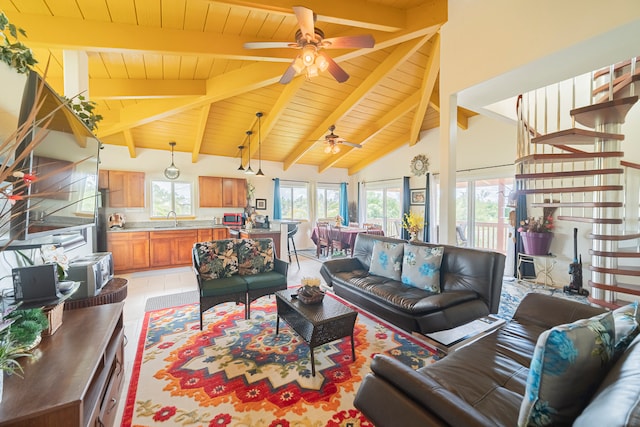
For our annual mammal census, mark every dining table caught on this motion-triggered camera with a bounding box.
[311,226,385,249]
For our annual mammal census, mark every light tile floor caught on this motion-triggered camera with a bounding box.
[114,253,323,424]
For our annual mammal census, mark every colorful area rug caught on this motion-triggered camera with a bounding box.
[122,293,440,426]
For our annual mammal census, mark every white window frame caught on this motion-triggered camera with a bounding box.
[150,180,194,218]
[279,181,309,221]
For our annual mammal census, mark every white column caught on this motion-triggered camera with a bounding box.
[63,50,89,98]
[438,93,458,245]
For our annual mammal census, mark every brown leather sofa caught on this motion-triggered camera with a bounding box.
[354,293,640,427]
[320,233,506,334]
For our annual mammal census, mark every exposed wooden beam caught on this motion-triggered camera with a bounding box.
[318,92,420,172]
[410,33,440,145]
[428,92,473,130]
[192,104,211,163]
[45,78,207,100]
[348,134,409,175]
[123,129,137,158]
[209,0,407,32]
[283,36,429,170]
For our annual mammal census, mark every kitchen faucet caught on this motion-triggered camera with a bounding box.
[167,210,177,227]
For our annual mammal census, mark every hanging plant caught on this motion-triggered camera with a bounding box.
[63,95,103,133]
[0,12,37,74]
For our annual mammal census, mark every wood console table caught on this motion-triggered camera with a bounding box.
[0,303,125,427]
[64,277,128,311]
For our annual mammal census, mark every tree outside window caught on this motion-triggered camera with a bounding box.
[317,185,340,219]
[151,180,193,217]
[280,183,309,220]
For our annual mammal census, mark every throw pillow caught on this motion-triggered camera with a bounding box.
[236,238,275,275]
[196,239,239,280]
[612,301,639,357]
[518,311,615,426]
[369,240,404,281]
[401,244,444,292]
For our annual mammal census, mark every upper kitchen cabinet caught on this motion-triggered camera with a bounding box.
[106,170,145,208]
[198,176,223,207]
[198,176,246,208]
[223,178,247,208]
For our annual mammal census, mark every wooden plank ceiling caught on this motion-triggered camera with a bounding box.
[0,0,473,175]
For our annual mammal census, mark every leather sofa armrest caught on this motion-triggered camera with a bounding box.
[513,293,605,329]
[320,258,365,285]
[368,355,495,427]
[274,258,288,276]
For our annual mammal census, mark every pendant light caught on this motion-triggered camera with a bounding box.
[164,141,180,180]
[244,131,254,174]
[255,112,264,177]
[237,145,245,171]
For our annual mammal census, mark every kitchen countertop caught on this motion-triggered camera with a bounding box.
[107,222,230,232]
[238,228,281,234]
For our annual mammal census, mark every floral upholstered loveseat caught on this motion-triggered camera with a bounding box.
[192,238,288,328]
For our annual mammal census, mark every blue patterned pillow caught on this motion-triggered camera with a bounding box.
[612,301,639,357]
[401,244,443,292]
[369,240,403,281]
[518,311,615,426]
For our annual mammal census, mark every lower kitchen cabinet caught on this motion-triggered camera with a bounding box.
[150,229,198,268]
[107,231,150,273]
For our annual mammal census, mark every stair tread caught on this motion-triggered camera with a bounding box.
[557,216,623,224]
[519,185,623,195]
[571,96,638,127]
[516,151,624,164]
[589,232,640,241]
[531,201,623,208]
[516,168,623,180]
[531,129,624,145]
[590,265,640,275]
[590,248,640,257]
[588,281,640,297]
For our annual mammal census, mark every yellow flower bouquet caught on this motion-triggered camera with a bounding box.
[403,212,424,235]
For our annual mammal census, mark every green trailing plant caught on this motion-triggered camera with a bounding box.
[63,95,103,132]
[0,12,37,74]
[7,309,48,348]
[0,332,29,377]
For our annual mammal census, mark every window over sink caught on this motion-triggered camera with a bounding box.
[151,180,193,217]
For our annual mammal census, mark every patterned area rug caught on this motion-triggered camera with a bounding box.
[122,293,440,427]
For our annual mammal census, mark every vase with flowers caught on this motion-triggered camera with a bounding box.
[403,212,424,241]
[518,215,554,255]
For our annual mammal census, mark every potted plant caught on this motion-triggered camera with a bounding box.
[0,303,31,403]
[7,308,49,350]
[518,215,554,255]
[403,212,424,241]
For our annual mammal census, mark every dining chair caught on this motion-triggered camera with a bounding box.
[329,224,352,256]
[316,222,331,258]
[349,222,360,228]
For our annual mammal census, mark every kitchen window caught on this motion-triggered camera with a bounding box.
[151,180,193,217]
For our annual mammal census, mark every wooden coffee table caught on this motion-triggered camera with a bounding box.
[275,289,357,376]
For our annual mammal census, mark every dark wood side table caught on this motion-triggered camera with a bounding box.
[63,277,128,310]
[275,289,357,376]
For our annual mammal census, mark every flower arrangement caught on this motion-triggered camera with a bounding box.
[40,245,69,281]
[402,212,424,235]
[518,216,554,233]
[334,215,343,226]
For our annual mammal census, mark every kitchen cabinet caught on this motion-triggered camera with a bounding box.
[197,227,229,242]
[198,176,223,207]
[98,169,109,189]
[239,229,281,257]
[31,156,73,200]
[149,229,198,268]
[107,231,150,273]
[107,170,145,208]
[223,177,247,207]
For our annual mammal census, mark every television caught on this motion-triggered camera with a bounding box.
[0,66,100,247]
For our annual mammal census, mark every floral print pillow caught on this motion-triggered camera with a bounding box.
[368,241,403,281]
[236,238,274,275]
[612,301,639,358]
[518,311,615,426]
[195,239,239,280]
[401,244,444,292]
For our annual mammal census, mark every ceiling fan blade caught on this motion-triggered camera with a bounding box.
[244,41,295,49]
[318,51,349,83]
[293,6,315,39]
[323,35,375,49]
[342,141,363,148]
[279,60,297,84]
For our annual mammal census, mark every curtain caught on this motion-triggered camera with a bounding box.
[339,182,349,226]
[423,173,430,242]
[273,178,281,220]
[401,176,410,240]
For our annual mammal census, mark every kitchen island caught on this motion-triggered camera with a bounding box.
[239,228,282,258]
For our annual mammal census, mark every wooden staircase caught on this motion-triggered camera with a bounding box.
[515,57,640,309]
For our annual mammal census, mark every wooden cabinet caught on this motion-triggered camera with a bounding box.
[198,176,246,208]
[198,176,223,207]
[239,230,281,257]
[107,170,145,208]
[223,177,247,207]
[31,156,73,200]
[0,303,125,427]
[150,229,198,268]
[98,169,109,189]
[107,231,150,273]
[198,227,229,242]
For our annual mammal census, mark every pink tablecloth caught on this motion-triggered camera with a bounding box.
[311,226,384,248]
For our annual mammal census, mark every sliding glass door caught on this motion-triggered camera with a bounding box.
[364,181,402,237]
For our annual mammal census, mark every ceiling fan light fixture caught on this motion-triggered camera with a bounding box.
[292,56,305,73]
[164,141,180,180]
[324,144,332,154]
[315,54,329,72]
[306,64,319,78]
[302,45,316,66]
[332,144,340,154]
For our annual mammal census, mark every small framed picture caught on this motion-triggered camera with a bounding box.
[255,198,267,210]
[410,189,426,205]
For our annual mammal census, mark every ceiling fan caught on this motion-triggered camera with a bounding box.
[321,125,362,154]
[243,6,375,84]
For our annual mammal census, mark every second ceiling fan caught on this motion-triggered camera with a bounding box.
[321,125,362,154]
[243,6,375,84]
